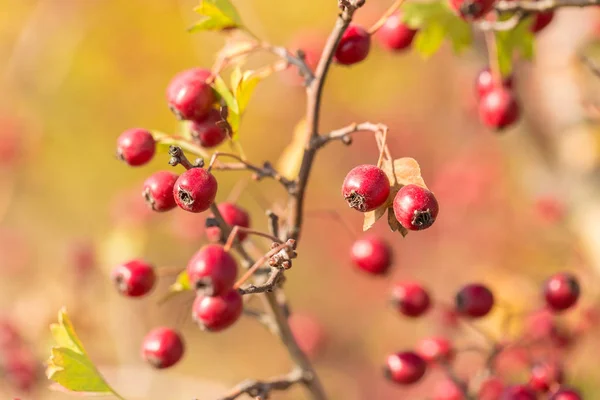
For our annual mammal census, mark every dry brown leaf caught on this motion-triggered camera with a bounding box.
[362,205,388,231]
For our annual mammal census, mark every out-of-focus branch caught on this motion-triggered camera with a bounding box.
[495,0,600,12]
[217,369,306,400]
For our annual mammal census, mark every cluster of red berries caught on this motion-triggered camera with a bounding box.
[381,272,583,399]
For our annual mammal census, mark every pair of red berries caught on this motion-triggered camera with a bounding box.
[500,385,581,400]
[476,68,521,131]
[342,164,440,231]
[385,337,454,385]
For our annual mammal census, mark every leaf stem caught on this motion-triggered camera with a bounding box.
[367,0,407,35]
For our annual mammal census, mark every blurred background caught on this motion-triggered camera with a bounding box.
[2,0,600,399]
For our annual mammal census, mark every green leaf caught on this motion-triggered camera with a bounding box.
[49,308,86,355]
[171,270,191,292]
[190,0,242,32]
[414,21,446,58]
[495,18,535,77]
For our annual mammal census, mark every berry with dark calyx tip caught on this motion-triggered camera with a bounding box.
[111,259,156,297]
[143,171,178,212]
[384,351,426,385]
[529,362,564,393]
[141,327,184,369]
[433,379,465,400]
[350,235,392,275]
[192,290,243,332]
[479,87,520,130]
[167,68,215,121]
[116,128,156,166]
[500,385,537,400]
[531,12,554,34]
[544,272,580,312]
[549,387,582,400]
[390,282,431,317]
[476,68,514,99]
[186,244,238,296]
[205,203,251,243]
[376,13,417,52]
[190,109,227,148]
[449,0,496,20]
[393,184,439,231]
[416,336,454,364]
[334,25,371,65]
[173,167,218,213]
[342,165,390,212]
[455,283,494,318]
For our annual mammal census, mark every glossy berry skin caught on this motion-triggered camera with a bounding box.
[393,184,439,231]
[186,244,238,296]
[544,272,580,312]
[449,0,495,20]
[111,259,156,297]
[167,68,215,121]
[529,362,564,393]
[117,128,156,166]
[391,282,431,317]
[205,203,251,243]
[334,25,371,65]
[549,388,582,400]
[342,165,390,212]
[173,168,218,213]
[384,351,427,385]
[455,283,494,318]
[479,87,520,130]
[141,327,184,369]
[476,68,514,99]
[376,13,417,51]
[192,290,243,332]
[350,235,392,275]
[143,171,178,212]
[500,385,537,400]
[190,109,226,148]
[416,336,454,364]
[531,12,554,34]
[433,379,465,400]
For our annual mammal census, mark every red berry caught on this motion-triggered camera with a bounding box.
[391,282,431,317]
[342,165,390,212]
[550,388,582,400]
[143,171,178,212]
[167,68,215,121]
[479,377,505,400]
[433,379,465,400]
[3,347,38,392]
[500,385,537,400]
[186,244,238,296]
[531,12,554,34]
[111,259,156,297]
[449,0,496,20]
[116,128,156,166]
[376,13,417,51]
[141,327,184,369]
[384,351,426,385]
[205,203,251,243]
[479,87,520,130]
[192,290,243,332]
[416,336,454,364]
[476,68,514,99]
[393,184,439,231]
[334,25,371,65]
[544,272,580,312]
[190,109,227,148]
[350,235,392,275]
[173,167,218,213]
[529,362,564,393]
[455,283,494,318]
[0,319,22,351]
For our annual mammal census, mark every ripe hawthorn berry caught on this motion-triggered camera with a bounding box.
[334,25,371,65]
[479,377,505,400]
[549,388,582,400]
[192,289,243,332]
[393,184,439,231]
[342,165,390,212]
[449,0,495,20]
[376,13,417,52]
[531,12,554,34]
[390,282,431,317]
[476,68,514,99]
[116,128,156,166]
[166,68,215,121]
[3,347,39,392]
[186,244,238,296]
[416,336,454,364]
[384,351,426,385]
[205,202,251,243]
[433,379,465,400]
[143,171,178,212]
[141,327,184,369]
[479,87,521,130]
[455,283,494,318]
[529,362,564,393]
[500,385,537,400]
[190,109,227,148]
[173,167,218,213]
[544,272,580,312]
[111,259,156,297]
[350,235,392,275]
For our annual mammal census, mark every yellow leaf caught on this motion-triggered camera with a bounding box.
[363,205,388,231]
[277,118,308,180]
[49,308,86,355]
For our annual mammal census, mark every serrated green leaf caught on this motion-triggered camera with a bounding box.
[190,0,242,32]
[495,18,535,76]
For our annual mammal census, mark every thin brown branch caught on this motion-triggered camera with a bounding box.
[476,11,527,31]
[238,267,284,295]
[495,0,600,12]
[233,240,295,290]
[224,226,282,253]
[312,122,389,149]
[208,152,295,189]
[367,0,407,35]
[439,361,474,400]
[262,43,316,85]
[218,369,305,400]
